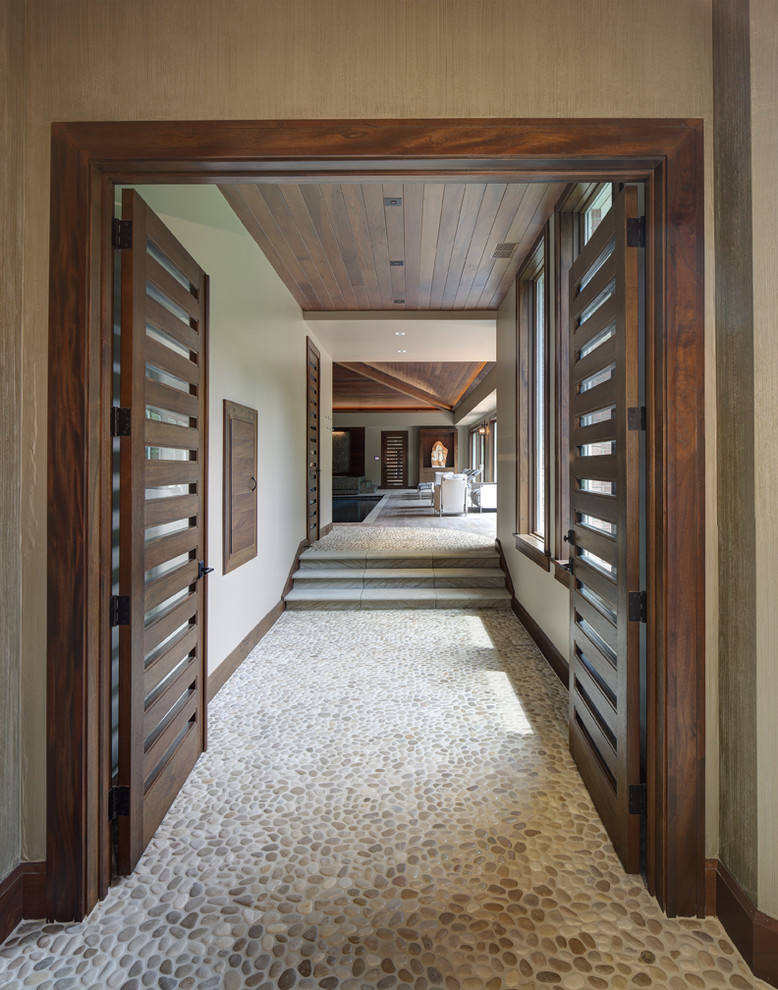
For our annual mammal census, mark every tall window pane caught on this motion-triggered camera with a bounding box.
[583,184,613,245]
[534,272,545,538]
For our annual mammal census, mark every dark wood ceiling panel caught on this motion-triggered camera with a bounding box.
[339,363,453,411]
[333,364,439,410]
[296,184,361,308]
[340,184,382,309]
[442,183,486,306]
[332,361,496,412]
[451,183,508,309]
[484,183,564,308]
[361,183,394,308]
[463,183,527,308]
[417,183,444,309]
[368,362,484,408]
[257,185,334,307]
[221,180,565,311]
[317,184,369,308]
[403,183,423,309]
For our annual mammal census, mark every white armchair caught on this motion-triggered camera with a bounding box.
[434,476,468,515]
[469,481,497,512]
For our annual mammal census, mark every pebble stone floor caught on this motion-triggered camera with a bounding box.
[0,532,767,990]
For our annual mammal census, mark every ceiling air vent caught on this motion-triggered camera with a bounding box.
[491,242,518,259]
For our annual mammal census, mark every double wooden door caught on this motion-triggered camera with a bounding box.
[567,187,644,874]
[116,191,209,874]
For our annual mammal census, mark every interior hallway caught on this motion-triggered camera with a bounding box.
[0,533,764,989]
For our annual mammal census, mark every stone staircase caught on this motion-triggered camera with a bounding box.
[285,546,512,610]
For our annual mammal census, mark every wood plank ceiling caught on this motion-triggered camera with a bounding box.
[220,181,564,311]
[333,361,495,412]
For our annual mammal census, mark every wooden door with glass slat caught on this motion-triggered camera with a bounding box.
[381,431,408,488]
[568,186,642,874]
[306,338,321,542]
[118,190,209,875]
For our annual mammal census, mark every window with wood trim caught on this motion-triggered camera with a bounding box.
[223,400,258,573]
[469,417,497,482]
[515,231,551,569]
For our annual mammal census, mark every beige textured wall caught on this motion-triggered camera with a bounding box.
[751,0,778,918]
[14,0,717,866]
[132,185,332,679]
[0,0,25,883]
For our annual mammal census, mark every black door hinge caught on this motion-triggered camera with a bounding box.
[111,406,131,437]
[628,783,647,816]
[628,590,647,623]
[108,785,130,821]
[627,406,647,431]
[627,216,646,248]
[112,218,132,250]
[109,595,130,627]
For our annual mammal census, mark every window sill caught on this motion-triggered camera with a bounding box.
[514,533,550,571]
[553,558,572,588]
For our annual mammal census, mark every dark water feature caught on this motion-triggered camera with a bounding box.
[332,495,383,523]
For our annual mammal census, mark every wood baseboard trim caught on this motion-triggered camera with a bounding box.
[495,538,569,689]
[494,538,516,598]
[511,597,570,689]
[320,522,334,538]
[716,860,778,987]
[0,862,47,943]
[283,539,309,600]
[207,600,284,702]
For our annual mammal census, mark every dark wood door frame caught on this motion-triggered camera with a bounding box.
[46,118,704,921]
[306,337,321,543]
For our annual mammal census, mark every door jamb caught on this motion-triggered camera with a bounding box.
[45,117,705,920]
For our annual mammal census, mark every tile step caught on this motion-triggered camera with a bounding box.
[285,587,511,610]
[298,549,501,570]
[291,567,506,589]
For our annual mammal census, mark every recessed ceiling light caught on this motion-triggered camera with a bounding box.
[390,260,404,267]
[384,197,402,207]
[394,299,405,304]
[395,331,405,336]
[397,349,407,353]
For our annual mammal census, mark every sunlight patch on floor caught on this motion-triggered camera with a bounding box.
[482,669,535,736]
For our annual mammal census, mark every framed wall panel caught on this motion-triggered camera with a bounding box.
[223,400,258,574]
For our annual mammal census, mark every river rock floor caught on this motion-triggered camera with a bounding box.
[0,606,765,990]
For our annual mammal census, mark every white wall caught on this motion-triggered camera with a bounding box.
[133,186,332,678]
[496,283,569,655]
[333,411,455,488]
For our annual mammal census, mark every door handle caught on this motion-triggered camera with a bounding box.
[249,476,257,492]
[563,529,575,545]
[198,560,214,579]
